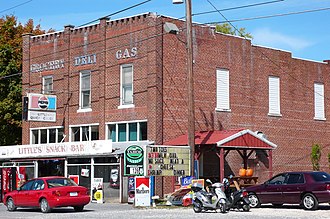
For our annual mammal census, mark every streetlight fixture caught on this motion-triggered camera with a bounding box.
[172,0,195,177]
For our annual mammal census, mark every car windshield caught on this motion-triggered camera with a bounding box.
[46,178,78,188]
[310,172,330,182]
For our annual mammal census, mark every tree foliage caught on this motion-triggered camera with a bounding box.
[215,23,253,39]
[0,15,47,145]
[311,143,321,171]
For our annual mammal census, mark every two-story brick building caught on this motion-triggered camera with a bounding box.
[5,12,330,201]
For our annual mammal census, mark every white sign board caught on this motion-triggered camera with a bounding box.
[0,140,112,159]
[135,176,150,207]
[92,178,104,203]
[28,111,56,122]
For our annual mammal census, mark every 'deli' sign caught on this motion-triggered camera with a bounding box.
[124,145,144,176]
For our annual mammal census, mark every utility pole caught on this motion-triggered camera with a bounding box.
[186,0,195,177]
[172,0,195,177]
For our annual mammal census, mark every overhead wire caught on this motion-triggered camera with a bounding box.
[206,0,330,106]
[0,0,33,14]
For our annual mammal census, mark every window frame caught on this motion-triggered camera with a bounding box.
[78,70,92,112]
[268,76,282,117]
[30,126,64,144]
[215,68,230,112]
[42,76,53,94]
[314,83,326,120]
[106,120,147,142]
[69,124,99,142]
[119,64,134,109]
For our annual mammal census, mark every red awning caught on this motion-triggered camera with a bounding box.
[164,129,277,150]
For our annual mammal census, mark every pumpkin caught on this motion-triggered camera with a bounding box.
[239,168,246,177]
[246,167,254,177]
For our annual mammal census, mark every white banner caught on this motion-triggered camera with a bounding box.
[0,140,112,159]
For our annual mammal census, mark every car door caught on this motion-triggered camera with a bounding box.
[281,173,305,204]
[258,173,286,204]
[29,179,45,207]
[15,180,35,206]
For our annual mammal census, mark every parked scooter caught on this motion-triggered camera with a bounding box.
[223,177,251,212]
[191,179,227,213]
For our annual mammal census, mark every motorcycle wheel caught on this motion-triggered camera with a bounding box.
[193,200,202,213]
[220,203,227,213]
[242,204,250,212]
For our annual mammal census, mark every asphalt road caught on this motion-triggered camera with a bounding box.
[0,202,329,219]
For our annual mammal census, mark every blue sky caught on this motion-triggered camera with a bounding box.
[1,0,329,62]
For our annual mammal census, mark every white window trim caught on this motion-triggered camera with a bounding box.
[42,75,53,94]
[105,120,148,142]
[29,126,64,144]
[119,64,134,108]
[314,83,326,121]
[78,70,92,112]
[69,123,99,142]
[268,76,282,117]
[215,68,231,112]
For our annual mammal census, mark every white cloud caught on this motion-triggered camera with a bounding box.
[252,28,313,51]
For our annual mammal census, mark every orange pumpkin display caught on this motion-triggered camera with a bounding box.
[245,167,254,177]
[239,168,246,177]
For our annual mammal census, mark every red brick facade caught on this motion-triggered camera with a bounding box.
[22,13,330,194]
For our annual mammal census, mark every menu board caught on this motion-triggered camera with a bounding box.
[146,146,190,176]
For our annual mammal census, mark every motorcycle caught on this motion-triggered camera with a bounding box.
[223,177,251,212]
[191,180,227,213]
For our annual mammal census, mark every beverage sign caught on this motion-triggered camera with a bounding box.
[146,146,190,176]
[124,145,144,176]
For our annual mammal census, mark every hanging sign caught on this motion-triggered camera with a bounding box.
[124,145,144,176]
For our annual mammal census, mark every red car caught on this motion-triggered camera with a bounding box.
[246,171,330,210]
[3,176,90,213]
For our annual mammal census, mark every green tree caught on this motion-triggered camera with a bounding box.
[215,23,253,39]
[311,144,321,171]
[0,15,47,145]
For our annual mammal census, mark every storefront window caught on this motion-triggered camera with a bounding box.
[118,124,126,142]
[107,121,147,142]
[32,130,38,144]
[82,126,89,141]
[91,125,99,140]
[70,125,99,142]
[72,127,80,142]
[139,122,147,141]
[40,129,47,144]
[129,123,137,141]
[58,128,64,142]
[49,129,56,143]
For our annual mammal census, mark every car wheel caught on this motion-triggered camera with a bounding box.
[74,205,84,212]
[248,193,260,208]
[40,198,51,213]
[6,197,17,212]
[302,193,318,210]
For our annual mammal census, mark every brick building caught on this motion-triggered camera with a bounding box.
[18,12,330,198]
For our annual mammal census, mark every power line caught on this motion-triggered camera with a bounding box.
[192,0,284,17]
[206,6,330,24]
[0,0,33,14]
[78,0,152,27]
[206,0,330,101]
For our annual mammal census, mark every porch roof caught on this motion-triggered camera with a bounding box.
[164,129,277,150]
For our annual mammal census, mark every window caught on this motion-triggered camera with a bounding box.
[268,174,285,185]
[314,83,325,120]
[268,76,281,116]
[43,76,53,94]
[70,125,99,142]
[106,121,147,142]
[80,71,91,110]
[216,68,230,111]
[30,127,64,144]
[120,64,134,107]
[286,174,304,184]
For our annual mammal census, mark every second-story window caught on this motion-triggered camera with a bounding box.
[43,76,53,94]
[80,71,91,110]
[120,64,134,107]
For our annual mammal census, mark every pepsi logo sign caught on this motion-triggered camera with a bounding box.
[38,95,49,109]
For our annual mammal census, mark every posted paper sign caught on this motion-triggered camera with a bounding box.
[135,176,150,207]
